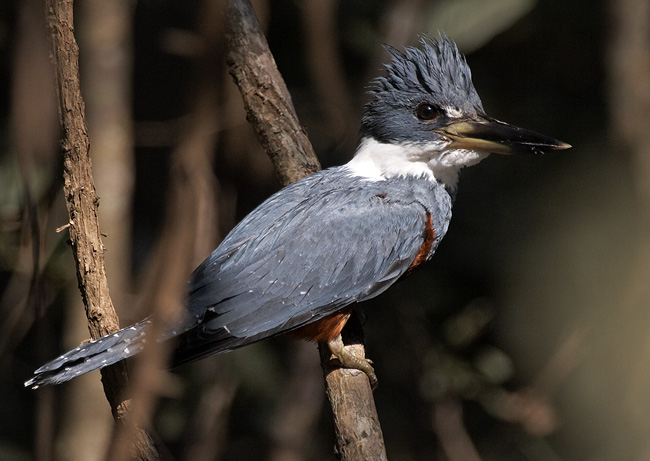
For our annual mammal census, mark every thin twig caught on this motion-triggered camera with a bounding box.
[43,0,157,459]
[106,2,227,459]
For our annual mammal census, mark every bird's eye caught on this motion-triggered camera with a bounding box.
[416,103,440,121]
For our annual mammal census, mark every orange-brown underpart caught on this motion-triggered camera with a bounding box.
[404,212,435,277]
[289,306,353,342]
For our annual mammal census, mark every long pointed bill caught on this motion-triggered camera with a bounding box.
[440,117,571,155]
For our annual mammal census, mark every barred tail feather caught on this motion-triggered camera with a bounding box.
[24,318,152,389]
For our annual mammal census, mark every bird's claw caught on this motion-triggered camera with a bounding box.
[327,335,378,390]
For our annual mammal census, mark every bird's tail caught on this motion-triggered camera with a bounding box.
[24,318,152,389]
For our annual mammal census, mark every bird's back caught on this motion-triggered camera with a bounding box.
[171,165,453,365]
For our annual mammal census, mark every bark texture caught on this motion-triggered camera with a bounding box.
[224,1,387,459]
[319,315,388,461]
[225,0,321,185]
[44,0,157,459]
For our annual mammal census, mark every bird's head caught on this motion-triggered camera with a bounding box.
[350,36,570,190]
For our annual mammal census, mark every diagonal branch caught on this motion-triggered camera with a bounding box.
[224,0,321,185]
[224,1,387,459]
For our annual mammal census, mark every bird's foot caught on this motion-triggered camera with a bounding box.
[327,334,378,389]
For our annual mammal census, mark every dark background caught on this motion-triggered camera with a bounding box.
[2,0,650,460]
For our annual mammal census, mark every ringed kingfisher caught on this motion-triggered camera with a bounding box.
[26,36,570,389]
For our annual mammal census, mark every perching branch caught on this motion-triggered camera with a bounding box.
[43,0,157,459]
[319,314,388,460]
[224,1,387,459]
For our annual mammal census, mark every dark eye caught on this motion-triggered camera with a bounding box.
[416,103,440,121]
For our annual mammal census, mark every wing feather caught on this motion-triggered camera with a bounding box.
[173,168,448,365]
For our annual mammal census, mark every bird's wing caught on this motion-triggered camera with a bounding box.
[173,170,446,363]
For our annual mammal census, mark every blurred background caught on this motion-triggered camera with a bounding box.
[2,0,650,459]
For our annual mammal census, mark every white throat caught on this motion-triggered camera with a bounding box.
[345,137,489,190]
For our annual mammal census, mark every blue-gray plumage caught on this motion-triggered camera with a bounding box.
[362,39,483,144]
[26,36,569,389]
[174,170,451,364]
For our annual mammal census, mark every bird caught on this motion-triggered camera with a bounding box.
[25,35,570,389]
